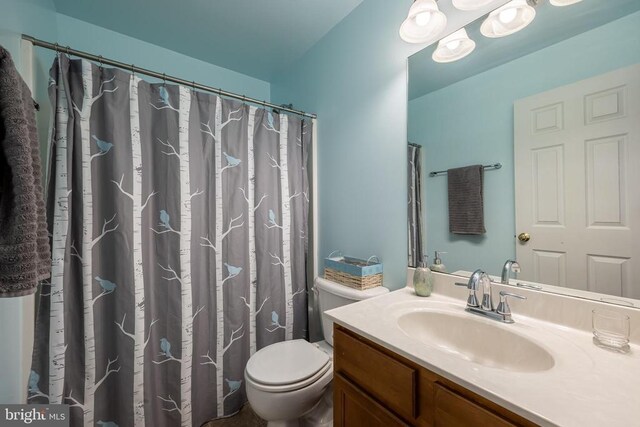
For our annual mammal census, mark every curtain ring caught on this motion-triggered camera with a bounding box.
[54,43,59,53]
[66,46,71,56]
[98,55,104,70]
[162,73,167,85]
[131,64,135,75]
[192,81,196,92]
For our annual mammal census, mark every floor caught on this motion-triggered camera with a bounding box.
[202,404,267,427]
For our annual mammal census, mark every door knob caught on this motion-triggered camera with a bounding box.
[518,232,530,242]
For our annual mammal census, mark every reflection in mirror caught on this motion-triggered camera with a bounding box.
[408,143,425,268]
[407,0,640,306]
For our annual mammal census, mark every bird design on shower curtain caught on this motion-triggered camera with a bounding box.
[160,338,172,358]
[91,135,113,154]
[223,152,242,167]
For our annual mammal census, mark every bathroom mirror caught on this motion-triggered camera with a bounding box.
[407,0,640,307]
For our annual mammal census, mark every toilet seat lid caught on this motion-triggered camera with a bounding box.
[246,340,330,386]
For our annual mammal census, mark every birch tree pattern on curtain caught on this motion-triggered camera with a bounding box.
[29,55,311,427]
[408,144,424,268]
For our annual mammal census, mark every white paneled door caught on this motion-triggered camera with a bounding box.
[514,65,640,299]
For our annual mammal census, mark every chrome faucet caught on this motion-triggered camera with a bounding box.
[479,272,493,311]
[456,269,526,323]
[501,260,521,285]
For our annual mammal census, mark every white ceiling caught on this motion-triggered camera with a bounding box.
[52,0,363,82]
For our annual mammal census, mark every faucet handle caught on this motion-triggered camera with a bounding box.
[499,291,527,300]
[454,281,480,308]
[496,291,527,323]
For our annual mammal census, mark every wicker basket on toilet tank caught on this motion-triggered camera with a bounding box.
[324,254,383,290]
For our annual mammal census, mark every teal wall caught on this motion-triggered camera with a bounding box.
[55,14,270,101]
[0,2,270,126]
[271,0,496,290]
[1,0,58,159]
[271,0,418,289]
[409,11,640,277]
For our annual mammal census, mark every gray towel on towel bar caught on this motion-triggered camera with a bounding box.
[447,165,486,235]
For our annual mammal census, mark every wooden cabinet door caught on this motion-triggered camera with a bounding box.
[334,326,417,420]
[334,374,408,427]
[434,383,518,427]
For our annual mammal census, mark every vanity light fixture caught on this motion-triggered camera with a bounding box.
[399,0,447,44]
[549,0,583,6]
[432,28,476,63]
[480,0,536,38]
[452,0,495,11]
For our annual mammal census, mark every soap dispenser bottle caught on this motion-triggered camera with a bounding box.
[430,251,447,273]
[413,256,434,297]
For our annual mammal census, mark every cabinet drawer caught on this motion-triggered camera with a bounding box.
[434,383,517,427]
[334,326,417,421]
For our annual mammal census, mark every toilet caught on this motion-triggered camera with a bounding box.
[244,277,389,427]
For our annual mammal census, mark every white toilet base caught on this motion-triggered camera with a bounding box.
[300,384,333,427]
[264,384,333,427]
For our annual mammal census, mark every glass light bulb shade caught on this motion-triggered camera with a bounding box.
[432,28,476,63]
[452,0,494,11]
[480,0,536,38]
[498,8,517,23]
[549,0,583,5]
[446,39,461,50]
[399,0,447,44]
[415,11,432,26]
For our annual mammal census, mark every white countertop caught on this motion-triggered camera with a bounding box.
[325,286,640,427]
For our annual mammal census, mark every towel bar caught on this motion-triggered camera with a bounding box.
[429,163,502,177]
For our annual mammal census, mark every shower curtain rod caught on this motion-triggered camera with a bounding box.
[22,34,317,119]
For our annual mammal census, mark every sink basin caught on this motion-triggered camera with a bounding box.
[396,310,555,373]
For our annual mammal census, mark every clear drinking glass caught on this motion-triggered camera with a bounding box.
[592,309,631,353]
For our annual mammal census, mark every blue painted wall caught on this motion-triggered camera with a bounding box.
[271,0,418,289]
[271,0,497,290]
[1,0,58,155]
[409,11,640,277]
[55,14,270,101]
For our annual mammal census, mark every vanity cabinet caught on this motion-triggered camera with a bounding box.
[333,325,537,427]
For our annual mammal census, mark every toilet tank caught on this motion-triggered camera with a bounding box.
[315,277,389,346]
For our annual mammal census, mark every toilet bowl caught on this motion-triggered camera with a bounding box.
[244,278,389,426]
[245,340,333,427]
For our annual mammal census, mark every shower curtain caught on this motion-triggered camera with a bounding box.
[408,144,424,268]
[29,55,311,427]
